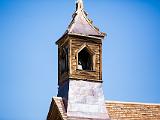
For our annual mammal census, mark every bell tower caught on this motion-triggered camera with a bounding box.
[54,0,110,119]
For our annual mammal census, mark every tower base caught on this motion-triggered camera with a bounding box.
[58,79,110,120]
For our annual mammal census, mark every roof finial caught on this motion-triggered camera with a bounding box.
[76,0,84,12]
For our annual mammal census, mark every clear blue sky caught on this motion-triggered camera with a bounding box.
[0,0,160,120]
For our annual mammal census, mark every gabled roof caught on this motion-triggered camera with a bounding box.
[47,97,160,120]
[47,97,67,120]
[106,100,160,119]
[56,0,106,45]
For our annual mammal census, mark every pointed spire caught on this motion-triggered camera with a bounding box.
[76,0,84,12]
[56,0,106,44]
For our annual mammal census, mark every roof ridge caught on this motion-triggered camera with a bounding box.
[106,100,160,106]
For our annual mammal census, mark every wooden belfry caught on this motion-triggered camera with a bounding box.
[47,0,110,119]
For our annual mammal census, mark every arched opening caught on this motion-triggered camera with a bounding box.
[78,47,93,70]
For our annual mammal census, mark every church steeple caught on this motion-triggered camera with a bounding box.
[50,1,110,120]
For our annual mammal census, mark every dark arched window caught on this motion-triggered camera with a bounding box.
[78,47,93,70]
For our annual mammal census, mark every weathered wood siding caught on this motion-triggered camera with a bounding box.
[57,36,103,85]
[69,36,102,81]
[58,38,70,85]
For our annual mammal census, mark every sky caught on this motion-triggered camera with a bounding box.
[0,0,160,120]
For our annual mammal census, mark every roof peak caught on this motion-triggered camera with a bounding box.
[76,0,84,12]
[56,0,106,44]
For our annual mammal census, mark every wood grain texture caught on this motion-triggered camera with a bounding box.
[69,37,102,82]
[58,35,103,85]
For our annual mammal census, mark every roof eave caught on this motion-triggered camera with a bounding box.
[68,32,105,39]
[55,31,68,45]
[55,31,106,45]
